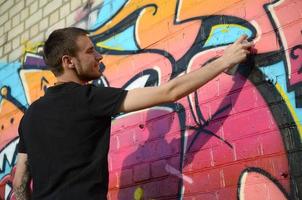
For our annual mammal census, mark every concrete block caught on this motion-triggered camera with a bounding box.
[8,23,24,41]
[29,1,38,15]
[25,9,42,29]
[39,17,49,32]
[49,10,59,26]
[8,46,22,62]
[60,2,70,19]
[9,0,24,18]
[20,7,29,21]
[43,0,63,17]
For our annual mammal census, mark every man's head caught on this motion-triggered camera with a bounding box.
[44,27,88,76]
[44,27,103,82]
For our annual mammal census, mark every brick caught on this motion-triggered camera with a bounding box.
[0,0,13,12]
[187,148,213,171]
[216,187,237,200]
[197,78,219,103]
[8,23,24,41]
[151,159,168,178]
[116,131,135,150]
[26,0,35,6]
[259,131,286,155]
[43,0,63,17]
[30,24,40,38]
[0,55,8,62]
[143,139,173,162]
[0,25,3,36]
[29,1,38,15]
[108,171,119,189]
[212,145,235,166]
[46,19,65,36]
[145,115,173,141]
[49,10,59,26]
[110,146,139,171]
[8,46,22,62]
[274,1,301,28]
[222,164,246,187]
[39,17,49,31]
[60,3,70,19]
[70,0,83,11]
[118,168,133,187]
[157,176,179,197]
[0,12,8,26]
[222,112,258,141]
[4,42,11,54]
[20,7,29,20]
[183,193,217,200]
[208,95,233,119]
[143,180,161,198]
[12,37,20,50]
[184,171,213,194]
[133,163,150,182]
[25,9,42,29]
[9,0,24,18]
[4,20,11,33]
[231,87,258,114]
[12,14,21,28]
[32,32,44,43]
[39,0,48,8]
[0,34,6,46]
[0,46,3,57]
[233,135,262,160]
[20,30,29,41]
[117,187,136,200]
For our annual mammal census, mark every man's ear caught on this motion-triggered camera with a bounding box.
[62,55,75,69]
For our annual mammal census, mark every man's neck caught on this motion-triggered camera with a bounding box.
[55,75,86,85]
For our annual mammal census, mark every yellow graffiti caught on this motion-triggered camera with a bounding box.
[275,83,302,140]
[22,40,44,54]
[19,69,56,104]
[90,0,201,53]
[134,187,144,200]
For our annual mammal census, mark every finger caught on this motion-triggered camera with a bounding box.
[241,41,254,49]
[244,49,251,54]
[235,34,248,44]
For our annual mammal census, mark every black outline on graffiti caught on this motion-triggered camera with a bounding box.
[237,167,290,200]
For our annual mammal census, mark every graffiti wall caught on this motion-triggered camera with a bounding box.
[0,0,301,199]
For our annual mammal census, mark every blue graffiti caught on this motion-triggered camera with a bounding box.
[96,25,139,51]
[260,61,302,124]
[0,62,28,108]
[203,24,252,47]
[88,0,128,30]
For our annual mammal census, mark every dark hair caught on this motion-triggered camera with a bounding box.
[43,27,89,76]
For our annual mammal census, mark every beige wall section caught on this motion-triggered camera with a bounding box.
[0,0,89,62]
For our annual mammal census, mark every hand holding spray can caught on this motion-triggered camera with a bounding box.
[224,39,255,75]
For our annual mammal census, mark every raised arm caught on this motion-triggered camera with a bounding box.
[118,35,253,113]
[13,153,31,200]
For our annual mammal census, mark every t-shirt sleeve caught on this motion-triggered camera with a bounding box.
[84,85,128,117]
[17,117,27,153]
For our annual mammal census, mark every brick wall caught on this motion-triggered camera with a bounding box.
[0,0,302,199]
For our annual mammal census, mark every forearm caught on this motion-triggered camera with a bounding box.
[13,170,31,200]
[166,57,229,101]
[14,186,31,200]
[13,154,31,200]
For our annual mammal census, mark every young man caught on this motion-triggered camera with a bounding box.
[13,27,253,200]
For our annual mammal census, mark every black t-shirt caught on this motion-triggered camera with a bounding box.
[18,82,127,200]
